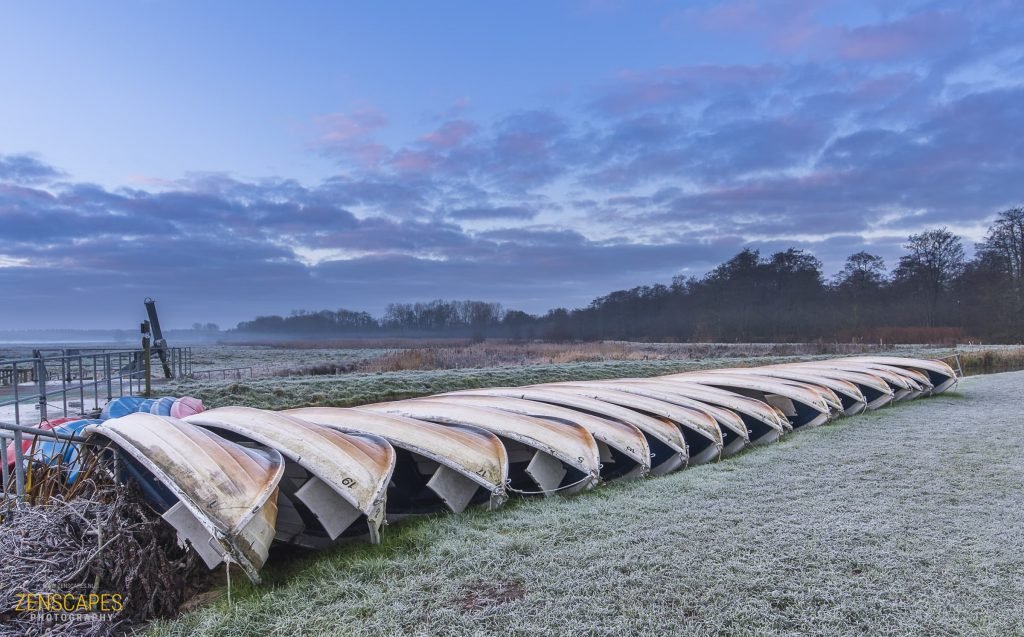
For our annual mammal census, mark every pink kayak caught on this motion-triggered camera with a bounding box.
[170,396,205,418]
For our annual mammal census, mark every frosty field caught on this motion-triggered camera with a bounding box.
[148,370,1024,637]
[165,341,1011,411]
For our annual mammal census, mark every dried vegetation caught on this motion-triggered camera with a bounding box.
[0,454,204,636]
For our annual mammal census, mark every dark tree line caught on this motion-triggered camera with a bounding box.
[236,301,504,340]
[234,209,1024,343]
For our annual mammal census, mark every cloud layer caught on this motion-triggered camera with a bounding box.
[1,1,1022,329]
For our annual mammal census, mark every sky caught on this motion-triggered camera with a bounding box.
[1,0,1022,330]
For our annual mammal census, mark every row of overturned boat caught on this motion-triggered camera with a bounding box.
[75,355,957,582]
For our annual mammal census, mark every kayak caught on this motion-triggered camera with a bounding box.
[85,413,285,583]
[185,407,395,547]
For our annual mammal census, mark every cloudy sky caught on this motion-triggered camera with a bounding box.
[1,1,1022,330]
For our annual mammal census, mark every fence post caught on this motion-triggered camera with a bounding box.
[0,436,9,496]
[12,429,25,501]
[105,354,113,403]
[33,350,47,423]
[12,362,20,425]
[144,341,152,398]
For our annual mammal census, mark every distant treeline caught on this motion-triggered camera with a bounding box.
[235,208,1024,343]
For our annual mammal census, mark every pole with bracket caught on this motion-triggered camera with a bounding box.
[142,320,152,398]
[33,350,47,423]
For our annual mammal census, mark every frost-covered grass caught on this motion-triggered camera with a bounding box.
[169,345,1015,411]
[149,371,1024,637]
[355,340,888,373]
[186,344,398,375]
[169,356,824,410]
[180,341,998,378]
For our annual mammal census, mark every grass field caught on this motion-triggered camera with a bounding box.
[148,370,1024,637]
[170,357,789,410]
[168,344,997,411]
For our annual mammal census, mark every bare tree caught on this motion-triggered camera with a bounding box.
[893,228,965,327]
[978,207,1024,304]
[834,252,886,329]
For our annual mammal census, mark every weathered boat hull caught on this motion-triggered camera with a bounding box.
[185,407,395,547]
[729,367,868,415]
[443,387,691,474]
[286,406,509,514]
[664,373,833,429]
[85,413,284,583]
[834,356,959,394]
[850,363,932,398]
[795,362,917,401]
[573,379,783,447]
[360,400,601,496]
[773,364,894,410]
[433,394,651,481]
[537,384,728,464]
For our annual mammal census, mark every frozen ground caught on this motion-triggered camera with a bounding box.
[166,344,999,411]
[149,371,1024,637]
[186,345,398,375]
[181,342,976,376]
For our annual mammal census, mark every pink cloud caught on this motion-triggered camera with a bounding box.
[838,11,967,62]
[345,142,390,169]
[596,64,782,115]
[669,0,827,52]
[315,107,388,143]
[390,149,440,173]
[313,107,390,169]
[420,119,478,148]
[437,96,473,120]
[669,2,965,63]
[693,0,789,31]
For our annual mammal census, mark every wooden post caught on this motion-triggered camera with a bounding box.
[142,320,152,398]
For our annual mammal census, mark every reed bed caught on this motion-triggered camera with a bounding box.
[0,451,204,637]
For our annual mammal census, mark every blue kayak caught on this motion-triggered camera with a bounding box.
[150,396,176,416]
[35,419,102,483]
[100,396,145,420]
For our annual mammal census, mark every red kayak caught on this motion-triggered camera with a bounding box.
[4,417,77,469]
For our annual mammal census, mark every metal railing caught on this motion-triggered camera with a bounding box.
[190,366,253,381]
[1,420,94,503]
[938,352,965,378]
[0,347,192,426]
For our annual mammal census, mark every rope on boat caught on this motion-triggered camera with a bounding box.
[504,473,595,496]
